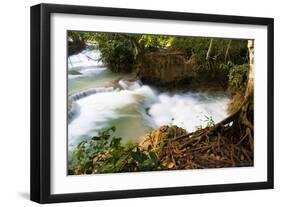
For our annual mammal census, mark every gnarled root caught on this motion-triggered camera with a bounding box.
[141,99,254,170]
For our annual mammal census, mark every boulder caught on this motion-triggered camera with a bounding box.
[139,125,187,151]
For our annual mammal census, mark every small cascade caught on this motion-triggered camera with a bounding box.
[68,87,115,122]
[70,87,115,101]
[68,49,103,70]
[118,79,142,90]
[68,83,159,149]
[68,101,79,123]
[148,92,230,132]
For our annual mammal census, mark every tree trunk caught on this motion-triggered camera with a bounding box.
[245,40,254,100]
[126,35,144,77]
[130,38,142,61]
[238,40,254,138]
[224,40,232,63]
[206,38,214,61]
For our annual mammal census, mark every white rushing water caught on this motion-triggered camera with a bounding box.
[68,47,103,70]
[68,83,158,148]
[68,49,230,150]
[148,92,230,132]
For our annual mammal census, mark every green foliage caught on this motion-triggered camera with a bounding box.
[170,38,248,88]
[196,115,215,130]
[171,37,210,62]
[228,64,249,90]
[67,32,135,72]
[68,31,87,56]
[67,31,250,92]
[171,38,247,65]
[68,31,94,42]
[203,115,215,127]
[138,35,174,49]
[69,127,163,174]
[93,33,135,72]
[68,32,248,69]
[226,40,248,65]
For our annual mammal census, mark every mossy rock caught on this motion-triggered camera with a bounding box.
[69,70,82,75]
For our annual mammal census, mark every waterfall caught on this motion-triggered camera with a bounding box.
[148,92,230,132]
[68,49,103,70]
[68,80,143,123]
[67,48,231,151]
[68,83,159,149]
[68,87,115,123]
[68,80,230,150]
[70,87,115,101]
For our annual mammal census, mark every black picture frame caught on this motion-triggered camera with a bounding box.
[30,3,274,204]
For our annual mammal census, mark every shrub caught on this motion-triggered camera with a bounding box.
[228,64,249,90]
[68,127,162,175]
[138,35,174,49]
[94,34,135,72]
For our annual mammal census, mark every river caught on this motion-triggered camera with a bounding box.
[68,48,230,151]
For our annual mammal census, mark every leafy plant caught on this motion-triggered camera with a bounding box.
[68,127,163,175]
[203,115,215,127]
[94,33,135,72]
[195,115,215,130]
[138,35,174,49]
[228,64,249,90]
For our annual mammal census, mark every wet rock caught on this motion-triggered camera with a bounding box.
[68,70,82,75]
[139,125,187,151]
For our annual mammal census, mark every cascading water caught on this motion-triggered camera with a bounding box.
[68,47,103,70]
[67,48,230,151]
[68,83,159,149]
[148,92,230,132]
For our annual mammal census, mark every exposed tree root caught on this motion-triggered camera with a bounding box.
[151,39,254,170]
[140,99,254,170]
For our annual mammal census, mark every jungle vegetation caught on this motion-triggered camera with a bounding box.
[68,31,254,174]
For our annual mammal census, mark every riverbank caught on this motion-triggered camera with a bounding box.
[69,101,253,174]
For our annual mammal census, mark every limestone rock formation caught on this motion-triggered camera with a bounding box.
[136,50,197,85]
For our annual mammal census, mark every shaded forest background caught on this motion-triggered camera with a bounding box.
[68,32,249,90]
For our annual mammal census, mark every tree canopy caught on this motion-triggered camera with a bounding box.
[68,31,249,90]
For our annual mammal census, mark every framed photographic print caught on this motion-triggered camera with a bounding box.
[30,3,274,203]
